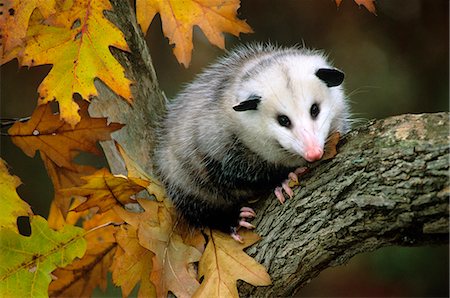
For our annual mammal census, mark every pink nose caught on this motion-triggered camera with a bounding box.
[304,148,323,162]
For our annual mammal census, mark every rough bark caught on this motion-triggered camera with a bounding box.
[89,1,449,297]
[240,112,449,297]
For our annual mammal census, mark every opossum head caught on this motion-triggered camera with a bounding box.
[231,52,348,167]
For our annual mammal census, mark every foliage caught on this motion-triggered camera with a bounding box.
[0,0,375,297]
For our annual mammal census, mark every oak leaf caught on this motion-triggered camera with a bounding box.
[42,151,97,221]
[0,215,86,298]
[49,210,122,297]
[8,102,124,170]
[111,224,156,298]
[336,0,377,14]
[60,168,149,213]
[137,0,253,67]
[0,0,56,63]
[116,142,167,201]
[115,199,202,298]
[20,0,132,126]
[194,229,271,298]
[322,131,341,161]
[0,158,33,232]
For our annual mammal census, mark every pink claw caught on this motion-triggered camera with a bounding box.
[231,231,243,243]
[240,211,255,219]
[274,186,285,204]
[282,180,294,198]
[294,167,308,176]
[230,227,243,243]
[239,220,255,229]
[240,207,256,217]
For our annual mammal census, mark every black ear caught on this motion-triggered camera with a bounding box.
[315,68,345,87]
[233,95,261,112]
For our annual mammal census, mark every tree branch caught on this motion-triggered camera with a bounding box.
[89,1,449,296]
[240,112,449,297]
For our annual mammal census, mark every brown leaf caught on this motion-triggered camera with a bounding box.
[194,229,271,298]
[8,102,124,170]
[116,142,167,201]
[111,224,156,298]
[136,0,253,67]
[116,199,201,298]
[60,168,149,213]
[322,131,341,161]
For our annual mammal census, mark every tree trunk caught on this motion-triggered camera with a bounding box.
[88,1,449,297]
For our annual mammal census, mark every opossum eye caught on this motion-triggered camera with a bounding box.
[310,103,320,119]
[277,115,291,128]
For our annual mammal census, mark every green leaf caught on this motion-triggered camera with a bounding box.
[0,216,87,297]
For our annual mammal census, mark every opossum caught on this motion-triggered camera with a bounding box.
[154,44,350,240]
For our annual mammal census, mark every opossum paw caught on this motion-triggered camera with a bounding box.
[274,167,309,204]
[274,181,293,203]
[239,206,256,219]
[230,226,244,243]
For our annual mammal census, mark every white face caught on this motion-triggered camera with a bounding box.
[231,54,348,167]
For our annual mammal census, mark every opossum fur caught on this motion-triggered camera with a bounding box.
[154,44,350,232]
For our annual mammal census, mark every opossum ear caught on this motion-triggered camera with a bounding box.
[315,68,345,87]
[233,95,261,112]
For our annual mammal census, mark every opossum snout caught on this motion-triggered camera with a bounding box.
[304,147,323,162]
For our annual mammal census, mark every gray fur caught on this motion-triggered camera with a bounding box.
[154,44,349,232]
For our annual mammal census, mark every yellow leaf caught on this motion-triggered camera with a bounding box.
[21,0,132,126]
[60,168,149,213]
[0,158,32,232]
[0,0,56,63]
[194,229,271,298]
[137,0,253,67]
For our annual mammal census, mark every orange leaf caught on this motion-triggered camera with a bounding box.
[20,0,132,125]
[49,210,122,297]
[0,0,56,63]
[42,151,97,220]
[194,229,271,298]
[335,0,377,14]
[8,102,124,170]
[355,0,377,14]
[137,0,253,67]
[61,168,149,213]
[111,224,156,298]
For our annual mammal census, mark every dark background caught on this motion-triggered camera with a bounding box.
[1,0,448,296]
